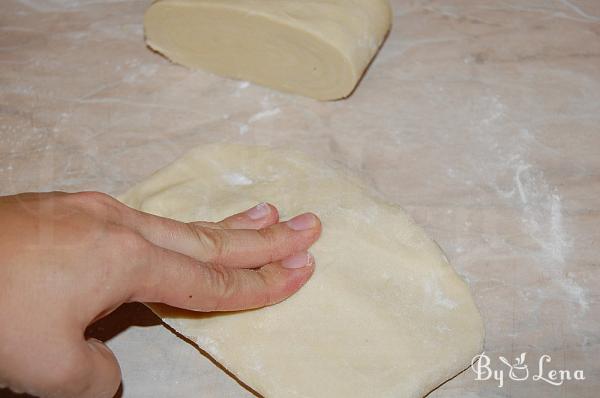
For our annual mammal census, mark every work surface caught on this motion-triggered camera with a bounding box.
[1,0,599,397]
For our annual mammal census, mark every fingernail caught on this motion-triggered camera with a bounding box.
[286,213,317,231]
[282,252,314,269]
[245,202,270,220]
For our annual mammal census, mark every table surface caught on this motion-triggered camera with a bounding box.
[1,0,599,397]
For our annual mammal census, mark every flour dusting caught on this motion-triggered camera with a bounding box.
[223,173,253,186]
[424,278,458,310]
[469,96,584,315]
[248,108,281,124]
[233,80,251,97]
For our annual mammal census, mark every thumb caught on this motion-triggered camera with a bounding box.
[76,339,121,398]
[42,338,121,398]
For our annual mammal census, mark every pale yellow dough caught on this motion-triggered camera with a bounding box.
[143,0,392,100]
[120,144,484,398]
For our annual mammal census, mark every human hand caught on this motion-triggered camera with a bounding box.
[0,191,321,398]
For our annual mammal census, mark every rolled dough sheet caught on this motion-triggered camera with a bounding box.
[143,0,392,100]
[119,144,484,398]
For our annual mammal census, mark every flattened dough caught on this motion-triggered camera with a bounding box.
[143,0,392,100]
[120,144,484,398]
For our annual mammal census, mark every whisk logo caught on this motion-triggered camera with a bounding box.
[498,352,529,381]
[471,352,585,388]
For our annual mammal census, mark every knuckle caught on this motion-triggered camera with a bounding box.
[189,224,228,263]
[65,191,119,217]
[109,225,150,255]
[257,228,278,263]
[70,191,114,205]
[211,265,236,296]
[257,272,274,307]
[205,265,237,310]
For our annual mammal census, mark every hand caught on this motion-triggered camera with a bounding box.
[0,191,321,398]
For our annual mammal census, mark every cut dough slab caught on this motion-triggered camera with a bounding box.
[143,0,392,100]
[119,144,484,398]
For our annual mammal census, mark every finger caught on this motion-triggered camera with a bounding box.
[190,212,321,267]
[193,202,279,230]
[119,202,281,257]
[133,246,315,311]
[123,206,321,268]
[41,338,121,398]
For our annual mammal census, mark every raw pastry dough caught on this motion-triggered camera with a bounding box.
[120,144,484,398]
[143,0,392,100]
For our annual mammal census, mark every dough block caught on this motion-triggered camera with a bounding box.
[143,0,392,100]
[120,144,485,398]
